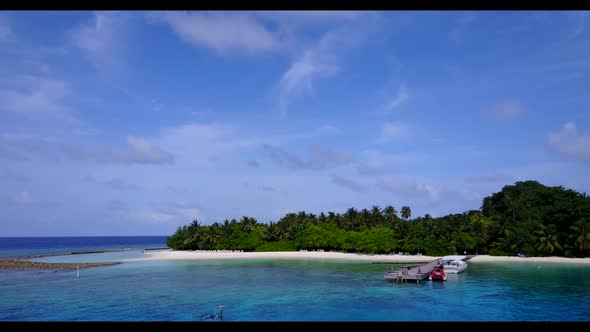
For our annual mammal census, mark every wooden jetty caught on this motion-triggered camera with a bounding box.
[383,258,445,284]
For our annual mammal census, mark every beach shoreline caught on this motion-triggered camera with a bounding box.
[125,250,590,264]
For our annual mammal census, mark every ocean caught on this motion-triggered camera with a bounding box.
[0,237,589,321]
[0,236,168,259]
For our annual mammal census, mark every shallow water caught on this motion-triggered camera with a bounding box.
[1,258,589,321]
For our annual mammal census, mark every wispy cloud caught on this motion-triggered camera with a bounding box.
[449,11,479,43]
[331,175,367,192]
[262,144,353,171]
[262,144,309,169]
[546,122,590,165]
[156,123,259,165]
[356,150,399,175]
[0,168,29,183]
[247,160,260,168]
[130,210,177,224]
[129,201,203,225]
[377,122,410,143]
[104,178,138,191]
[62,135,174,165]
[71,12,128,70]
[0,16,14,42]
[148,11,287,56]
[277,29,360,115]
[15,191,31,205]
[481,99,527,120]
[0,75,70,115]
[308,145,354,169]
[257,11,368,22]
[378,176,442,201]
[568,11,588,39]
[261,185,276,192]
[464,173,515,183]
[382,84,409,113]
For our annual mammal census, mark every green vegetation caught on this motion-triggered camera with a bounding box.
[167,181,590,257]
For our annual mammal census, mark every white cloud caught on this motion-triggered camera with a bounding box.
[126,135,173,164]
[0,75,70,115]
[378,176,442,201]
[0,168,29,183]
[547,122,590,164]
[262,144,353,171]
[465,174,515,183]
[256,11,370,25]
[104,178,138,191]
[316,124,339,134]
[157,123,258,165]
[131,210,177,224]
[0,16,14,42]
[356,150,399,175]
[15,191,31,205]
[277,30,355,115]
[309,145,354,169]
[71,12,128,72]
[568,11,588,39]
[383,84,408,113]
[130,202,203,225]
[331,175,367,192]
[378,122,410,143]
[171,202,203,222]
[62,135,174,165]
[482,99,527,120]
[148,11,286,55]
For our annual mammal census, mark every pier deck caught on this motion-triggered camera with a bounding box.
[383,258,444,283]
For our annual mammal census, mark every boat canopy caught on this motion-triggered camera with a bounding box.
[442,255,468,261]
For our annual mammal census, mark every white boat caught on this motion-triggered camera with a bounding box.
[441,255,468,274]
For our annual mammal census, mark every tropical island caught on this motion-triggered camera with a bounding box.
[166,180,590,258]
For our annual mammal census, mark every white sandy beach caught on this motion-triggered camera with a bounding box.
[469,255,590,264]
[128,250,590,264]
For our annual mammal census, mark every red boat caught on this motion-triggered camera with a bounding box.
[429,265,447,281]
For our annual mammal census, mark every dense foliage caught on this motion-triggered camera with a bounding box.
[167,181,590,257]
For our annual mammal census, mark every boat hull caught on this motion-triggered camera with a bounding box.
[442,260,468,274]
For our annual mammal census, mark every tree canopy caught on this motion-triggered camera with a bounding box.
[167,181,590,258]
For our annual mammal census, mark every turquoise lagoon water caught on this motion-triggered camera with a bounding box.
[1,256,589,321]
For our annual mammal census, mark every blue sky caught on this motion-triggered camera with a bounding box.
[1,11,589,236]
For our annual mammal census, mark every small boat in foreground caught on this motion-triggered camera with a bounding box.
[429,265,446,281]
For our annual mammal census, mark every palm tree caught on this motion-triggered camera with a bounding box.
[343,207,358,230]
[239,216,257,233]
[360,208,371,228]
[496,216,513,239]
[318,212,327,224]
[401,206,411,221]
[534,224,563,256]
[190,219,201,229]
[470,212,490,255]
[569,220,590,253]
[263,222,281,242]
[504,191,520,224]
[383,205,397,220]
[371,205,381,217]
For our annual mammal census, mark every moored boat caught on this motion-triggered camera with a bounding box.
[441,255,469,274]
[443,259,468,274]
[429,265,446,281]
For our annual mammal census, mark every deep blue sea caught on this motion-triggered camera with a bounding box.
[1,237,589,321]
[0,236,168,259]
